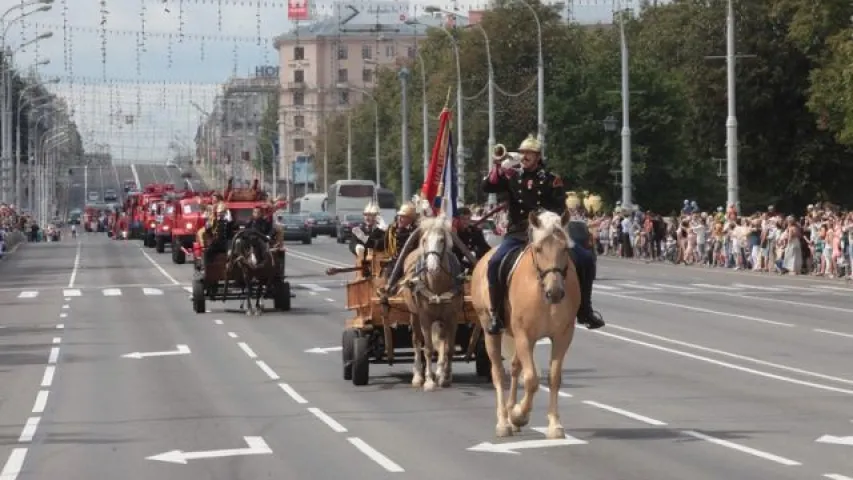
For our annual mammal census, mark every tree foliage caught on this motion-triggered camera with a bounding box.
[316,0,853,212]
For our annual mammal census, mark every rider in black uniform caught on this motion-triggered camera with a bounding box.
[203,202,234,266]
[453,207,491,272]
[245,207,272,238]
[482,134,605,335]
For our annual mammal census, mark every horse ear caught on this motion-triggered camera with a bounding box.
[560,210,571,227]
[528,211,540,228]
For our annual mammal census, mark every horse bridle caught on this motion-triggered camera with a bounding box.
[530,244,570,288]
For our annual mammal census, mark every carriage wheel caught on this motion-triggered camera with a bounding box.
[352,334,370,386]
[172,242,186,264]
[274,282,291,311]
[192,279,206,314]
[342,328,357,381]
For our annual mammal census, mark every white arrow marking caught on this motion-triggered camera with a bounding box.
[467,427,587,454]
[122,345,190,359]
[103,288,122,296]
[143,288,163,296]
[816,435,853,446]
[146,436,272,464]
[305,346,343,354]
[63,289,82,297]
[300,283,330,292]
[18,291,38,299]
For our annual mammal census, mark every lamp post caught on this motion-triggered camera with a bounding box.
[415,50,429,182]
[514,0,545,156]
[17,78,59,207]
[406,19,465,204]
[398,66,411,202]
[725,0,738,210]
[464,23,496,206]
[618,10,632,209]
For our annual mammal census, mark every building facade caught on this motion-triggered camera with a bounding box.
[272,2,448,190]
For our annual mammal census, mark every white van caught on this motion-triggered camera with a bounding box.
[294,193,327,214]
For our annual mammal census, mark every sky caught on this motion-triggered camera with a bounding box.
[7,0,632,163]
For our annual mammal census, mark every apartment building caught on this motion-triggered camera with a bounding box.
[272,3,449,188]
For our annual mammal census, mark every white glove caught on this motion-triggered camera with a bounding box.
[352,226,368,243]
[376,216,388,230]
[355,244,365,256]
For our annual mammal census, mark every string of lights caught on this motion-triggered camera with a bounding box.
[33,23,273,43]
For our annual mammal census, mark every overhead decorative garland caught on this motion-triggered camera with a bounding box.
[140,0,147,51]
[62,0,68,74]
[178,0,185,41]
[100,0,108,80]
[52,75,224,86]
[34,23,266,43]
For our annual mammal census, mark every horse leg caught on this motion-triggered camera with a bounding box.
[545,333,573,439]
[410,314,425,388]
[509,334,537,430]
[422,318,437,392]
[438,317,457,388]
[506,354,523,432]
[483,322,511,437]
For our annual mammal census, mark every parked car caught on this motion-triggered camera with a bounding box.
[88,191,99,201]
[335,213,364,244]
[103,189,118,202]
[306,211,335,237]
[275,213,312,244]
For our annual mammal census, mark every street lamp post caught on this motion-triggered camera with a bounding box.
[398,67,411,201]
[416,50,429,182]
[515,0,545,156]
[725,0,738,210]
[618,11,632,209]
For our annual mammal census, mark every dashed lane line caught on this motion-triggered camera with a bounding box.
[256,360,280,380]
[18,417,40,443]
[347,438,405,473]
[32,391,49,414]
[308,407,348,433]
[279,383,308,404]
[238,342,258,359]
[40,366,55,387]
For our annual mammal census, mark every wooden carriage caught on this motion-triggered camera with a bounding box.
[331,250,490,386]
[190,224,292,314]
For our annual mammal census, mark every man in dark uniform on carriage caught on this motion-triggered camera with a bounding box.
[377,202,419,284]
[482,134,605,335]
[350,201,386,257]
[202,201,235,269]
[453,206,491,273]
[246,206,273,239]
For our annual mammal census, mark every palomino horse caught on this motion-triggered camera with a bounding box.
[470,210,580,439]
[394,215,472,391]
[224,228,276,316]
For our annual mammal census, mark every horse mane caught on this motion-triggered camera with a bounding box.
[529,211,574,248]
[418,214,451,236]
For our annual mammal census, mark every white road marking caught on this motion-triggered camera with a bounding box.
[0,447,28,479]
[301,283,330,292]
[102,288,122,296]
[41,366,55,387]
[308,291,318,296]
[17,291,38,299]
[582,400,667,426]
[18,417,41,443]
[596,291,794,327]
[183,286,193,293]
[48,347,60,364]
[32,391,49,413]
[63,289,81,297]
[52,337,61,344]
[347,437,405,472]
[652,283,695,290]
[616,283,660,291]
[308,407,348,433]
[68,241,82,287]
[539,385,572,397]
[59,313,67,318]
[64,298,70,301]
[62,305,69,309]
[256,360,280,380]
[227,332,238,338]
[733,283,783,291]
[592,329,853,395]
[325,297,336,302]
[682,430,801,466]
[609,324,853,386]
[813,285,851,292]
[691,283,739,290]
[286,250,348,268]
[140,248,181,285]
[214,319,224,325]
[56,324,64,329]
[594,284,619,290]
[143,288,163,296]
[815,328,853,340]
[237,342,257,359]
[278,383,308,404]
[824,474,853,480]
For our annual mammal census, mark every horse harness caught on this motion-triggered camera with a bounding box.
[406,238,461,305]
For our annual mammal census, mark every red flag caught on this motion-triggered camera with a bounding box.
[421,108,452,211]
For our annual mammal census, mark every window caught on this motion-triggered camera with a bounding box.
[339,184,374,197]
[293,138,305,152]
[294,46,304,60]
[337,45,348,60]
[293,70,304,83]
[361,44,372,59]
[182,203,202,214]
[337,68,348,83]
[338,91,350,105]
[292,91,304,106]
[385,45,395,57]
[362,68,373,83]
[293,115,305,128]
[377,189,397,209]
[407,46,416,59]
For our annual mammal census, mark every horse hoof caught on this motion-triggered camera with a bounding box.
[412,375,424,388]
[512,424,521,433]
[439,376,451,388]
[547,425,566,439]
[423,379,436,392]
[495,424,514,438]
[509,404,530,428]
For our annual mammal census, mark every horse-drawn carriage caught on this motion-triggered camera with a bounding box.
[190,183,292,315]
[328,246,490,387]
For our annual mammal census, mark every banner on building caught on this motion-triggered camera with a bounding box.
[288,0,310,20]
[292,155,317,185]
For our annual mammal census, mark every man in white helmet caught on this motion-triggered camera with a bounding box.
[350,201,386,258]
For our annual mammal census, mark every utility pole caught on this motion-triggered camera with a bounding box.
[399,67,411,202]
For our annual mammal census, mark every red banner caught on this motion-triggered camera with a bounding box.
[288,0,310,20]
[420,108,451,213]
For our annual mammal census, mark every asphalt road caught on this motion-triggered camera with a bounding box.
[1,233,852,479]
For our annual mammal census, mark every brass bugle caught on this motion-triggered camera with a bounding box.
[492,143,508,162]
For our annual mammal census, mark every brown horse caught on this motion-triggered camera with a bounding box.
[398,215,466,391]
[470,210,580,439]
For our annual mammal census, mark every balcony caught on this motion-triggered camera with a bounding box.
[287,81,307,90]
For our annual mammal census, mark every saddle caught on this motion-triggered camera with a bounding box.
[497,245,528,290]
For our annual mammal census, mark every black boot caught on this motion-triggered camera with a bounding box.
[486,284,504,335]
[576,261,605,330]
